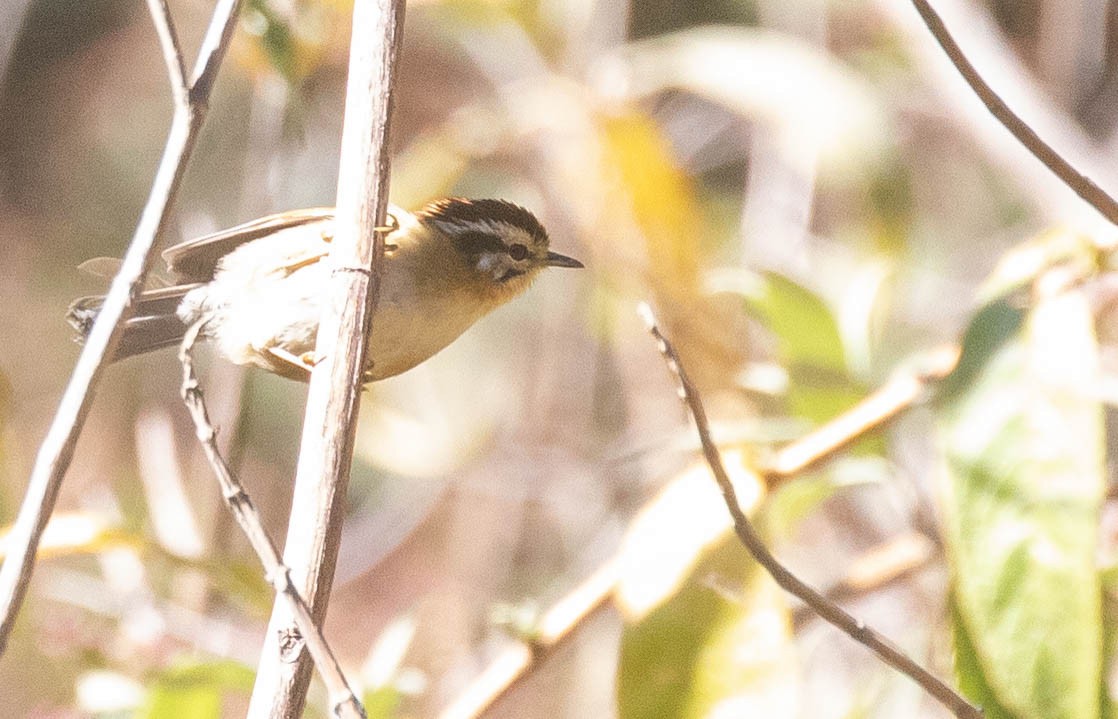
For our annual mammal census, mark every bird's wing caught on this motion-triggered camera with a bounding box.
[162,208,336,281]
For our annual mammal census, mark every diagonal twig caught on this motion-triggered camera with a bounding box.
[179,323,366,719]
[0,0,243,654]
[435,343,958,718]
[637,303,982,719]
[909,0,1118,225]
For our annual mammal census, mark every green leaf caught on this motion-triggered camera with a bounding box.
[363,686,403,719]
[937,289,1104,719]
[951,598,1020,719]
[618,538,798,719]
[140,660,256,719]
[735,270,864,424]
[934,293,1026,404]
[747,271,846,372]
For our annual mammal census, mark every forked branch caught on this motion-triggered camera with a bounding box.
[0,0,243,654]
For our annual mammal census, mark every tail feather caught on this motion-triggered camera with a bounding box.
[67,285,201,361]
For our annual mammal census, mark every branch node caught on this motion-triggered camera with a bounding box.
[180,333,364,715]
[278,626,305,663]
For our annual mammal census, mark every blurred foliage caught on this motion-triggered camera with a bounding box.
[3,0,1118,717]
[619,542,796,718]
[139,660,256,719]
[938,286,1105,719]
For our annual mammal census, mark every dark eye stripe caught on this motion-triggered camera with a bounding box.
[453,231,506,257]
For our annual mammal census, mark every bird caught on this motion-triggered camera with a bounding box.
[67,198,583,382]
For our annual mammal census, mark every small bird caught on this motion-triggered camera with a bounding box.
[68,198,583,381]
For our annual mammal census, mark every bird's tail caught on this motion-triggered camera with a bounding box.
[67,285,201,361]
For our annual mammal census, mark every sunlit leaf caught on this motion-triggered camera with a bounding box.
[979,227,1101,301]
[614,449,762,620]
[600,110,750,382]
[709,268,863,423]
[612,27,889,179]
[0,512,132,560]
[617,539,798,719]
[363,687,403,719]
[600,111,702,293]
[747,271,846,372]
[615,451,796,718]
[936,289,1104,719]
[951,599,1020,719]
[140,660,255,719]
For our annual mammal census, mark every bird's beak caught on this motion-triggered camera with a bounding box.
[545,251,584,268]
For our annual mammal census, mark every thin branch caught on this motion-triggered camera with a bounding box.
[0,0,243,654]
[145,0,188,107]
[762,347,959,487]
[246,0,406,716]
[178,324,365,719]
[909,0,1118,225]
[437,560,619,719]
[638,303,982,719]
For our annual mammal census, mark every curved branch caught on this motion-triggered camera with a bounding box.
[909,0,1118,225]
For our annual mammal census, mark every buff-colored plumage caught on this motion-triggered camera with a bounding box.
[68,199,582,381]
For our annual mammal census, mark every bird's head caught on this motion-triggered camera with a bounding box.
[417,198,583,301]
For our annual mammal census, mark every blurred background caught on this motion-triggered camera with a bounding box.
[2,0,1118,716]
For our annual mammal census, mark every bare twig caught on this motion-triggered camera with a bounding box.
[179,324,365,719]
[909,0,1118,225]
[638,303,981,719]
[0,0,243,653]
[437,560,619,719]
[144,0,188,106]
[762,347,959,487]
[246,0,406,716]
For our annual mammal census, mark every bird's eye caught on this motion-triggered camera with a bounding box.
[508,243,529,261]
